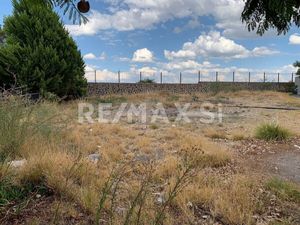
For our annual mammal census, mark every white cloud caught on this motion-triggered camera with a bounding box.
[164,50,196,60]
[173,18,201,33]
[139,66,157,74]
[289,34,300,45]
[65,0,255,37]
[132,48,154,63]
[251,47,279,57]
[164,32,278,60]
[83,53,97,60]
[85,67,131,82]
[83,52,107,60]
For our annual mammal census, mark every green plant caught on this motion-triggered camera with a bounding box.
[138,78,156,84]
[0,98,34,160]
[95,96,127,104]
[150,124,159,130]
[255,123,291,141]
[167,95,180,102]
[266,178,300,203]
[95,164,128,225]
[0,0,87,98]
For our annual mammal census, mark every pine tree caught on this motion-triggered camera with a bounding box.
[0,25,5,44]
[0,0,87,98]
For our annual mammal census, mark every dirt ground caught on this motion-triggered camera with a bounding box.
[101,91,300,184]
[2,90,300,225]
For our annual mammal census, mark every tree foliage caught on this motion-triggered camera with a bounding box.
[242,0,300,35]
[48,0,89,24]
[0,0,87,98]
[0,26,5,45]
[293,61,300,76]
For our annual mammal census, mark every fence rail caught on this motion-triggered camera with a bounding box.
[85,70,296,84]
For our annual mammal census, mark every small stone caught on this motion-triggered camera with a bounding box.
[36,194,42,198]
[8,159,27,168]
[202,215,208,219]
[187,201,193,209]
[115,207,126,215]
[87,153,101,163]
[154,192,165,204]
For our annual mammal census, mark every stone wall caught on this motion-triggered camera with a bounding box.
[87,82,295,96]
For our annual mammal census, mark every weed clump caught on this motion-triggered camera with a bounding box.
[255,123,290,141]
[266,178,300,203]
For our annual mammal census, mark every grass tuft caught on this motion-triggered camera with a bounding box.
[266,178,300,203]
[255,123,291,141]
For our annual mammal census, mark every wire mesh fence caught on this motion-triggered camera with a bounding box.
[85,70,296,84]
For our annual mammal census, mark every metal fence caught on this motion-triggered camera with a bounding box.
[85,70,296,84]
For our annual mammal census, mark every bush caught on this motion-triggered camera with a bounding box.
[255,123,290,141]
[0,0,87,98]
[138,78,156,84]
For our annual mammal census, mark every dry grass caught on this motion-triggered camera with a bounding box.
[1,91,300,224]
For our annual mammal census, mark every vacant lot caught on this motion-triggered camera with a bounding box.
[1,91,300,225]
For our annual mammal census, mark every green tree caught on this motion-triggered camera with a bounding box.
[242,1,300,76]
[0,0,87,98]
[294,61,300,76]
[242,0,300,35]
[0,25,5,44]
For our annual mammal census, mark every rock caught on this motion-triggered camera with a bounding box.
[87,153,101,163]
[115,207,126,215]
[187,201,193,209]
[202,215,209,219]
[154,192,165,204]
[8,159,27,168]
[36,194,42,199]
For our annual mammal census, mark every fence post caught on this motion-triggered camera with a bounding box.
[160,72,163,84]
[278,73,280,83]
[216,72,218,82]
[292,73,294,82]
[140,72,142,82]
[263,72,266,83]
[233,71,235,82]
[180,72,182,84]
[118,71,120,83]
[249,72,251,83]
[198,71,201,83]
[94,70,97,83]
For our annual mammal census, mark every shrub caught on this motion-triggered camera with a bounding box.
[255,123,290,141]
[138,78,156,84]
[0,0,87,98]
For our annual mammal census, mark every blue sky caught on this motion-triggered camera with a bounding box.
[1,0,300,83]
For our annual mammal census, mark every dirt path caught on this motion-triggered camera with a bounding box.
[266,150,300,183]
[234,138,300,184]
